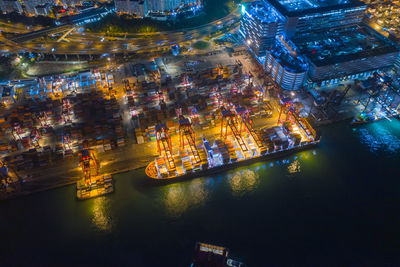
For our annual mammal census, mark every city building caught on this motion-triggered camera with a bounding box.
[267,0,367,38]
[240,0,399,90]
[0,0,23,14]
[58,6,113,25]
[265,37,308,90]
[24,0,56,16]
[115,0,201,17]
[239,1,285,57]
[59,0,82,8]
[293,25,400,87]
[34,4,52,16]
[115,0,147,17]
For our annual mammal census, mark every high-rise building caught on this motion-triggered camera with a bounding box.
[116,0,200,16]
[265,37,308,90]
[59,0,82,8]
[24,0,56,16]
[115,0,147,17]
[0,0,23,14]
[240,0,399,90]
[34,3,52,16]
[146,0,180,13]
[239,1,285,56]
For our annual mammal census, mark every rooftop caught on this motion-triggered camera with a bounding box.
[268,37,308,73]
[293,25,400,66]
[267,0,366,16]
[242,1,285,23]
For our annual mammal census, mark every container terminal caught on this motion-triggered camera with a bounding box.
[146,97,320,181]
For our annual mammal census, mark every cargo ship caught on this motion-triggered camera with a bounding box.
[146,108,320,182]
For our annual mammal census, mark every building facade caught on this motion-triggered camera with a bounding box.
[240,0,399,90]
[239,1,285,56]
[24,0,56,16]
[115,0,147,17]
[0,0,23,14]
[116,0,200,17]
[265,37,308,90]
[59,0,82,8]
[293,25,400,88]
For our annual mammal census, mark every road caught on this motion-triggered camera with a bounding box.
[0,11,240,55]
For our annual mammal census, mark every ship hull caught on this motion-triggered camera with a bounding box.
[146,142,318,184]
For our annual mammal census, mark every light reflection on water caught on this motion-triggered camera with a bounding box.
[163,179,210,218]
[161,152,319,217]
[287,159,301,175]
[91,197,113,232]
[356,120,400,154]
[227,169,260,197]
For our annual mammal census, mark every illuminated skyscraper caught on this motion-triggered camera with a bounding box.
[239,1,285,56]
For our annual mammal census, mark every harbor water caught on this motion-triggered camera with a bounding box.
[1,120,400,266]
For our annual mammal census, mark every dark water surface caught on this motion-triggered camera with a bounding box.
[1,120,400,266]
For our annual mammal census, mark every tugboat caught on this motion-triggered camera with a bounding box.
[191,242,245,267]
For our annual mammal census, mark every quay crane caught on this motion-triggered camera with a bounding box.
[179,117,201,164]
[37,111,50,128]
[277,97,294,124]
[29,127,41,148]
[156,123,175,172]
[235,106,266,154]
[278,97,319,140]
[11,122,23,140]
[220,109,249,154]
[62,98,72,124]
[78,141,98,182]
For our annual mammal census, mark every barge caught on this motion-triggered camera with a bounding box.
[76,174,114,200]
[75,143,114,200]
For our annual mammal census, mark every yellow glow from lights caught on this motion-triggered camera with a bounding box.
[227,169,259,196]
[91,197,112,232]
[163,179,209,217]
[287,159,301,174]
[164,184,188,217]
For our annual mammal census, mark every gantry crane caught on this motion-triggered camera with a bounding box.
[278,97,317,140]
[179,117,201,164]
[277,97,294,124]
[62,98,72,124]
[235,106,265,154]
[156,123,176,171]
[12,122,23,140]
[37,111,49,128]
[220,109,249,154]
[30,127,41,148]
